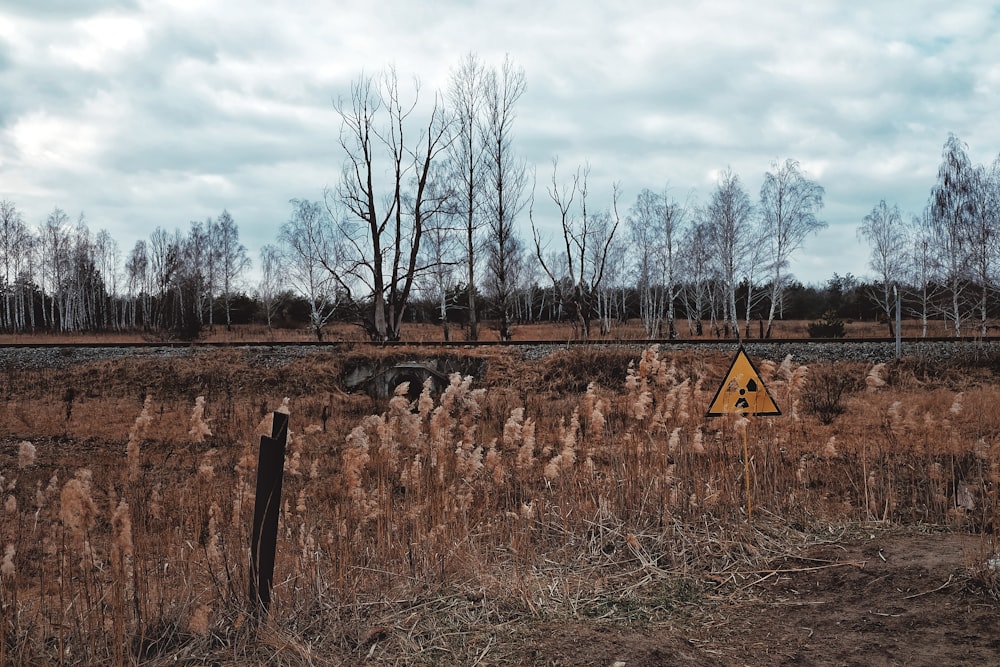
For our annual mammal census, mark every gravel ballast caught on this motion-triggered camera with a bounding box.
[3,340,1000,370]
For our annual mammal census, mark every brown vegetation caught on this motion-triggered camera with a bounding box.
[1,342,999,664]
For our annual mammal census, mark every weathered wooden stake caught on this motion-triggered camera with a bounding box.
[250,411,288,615]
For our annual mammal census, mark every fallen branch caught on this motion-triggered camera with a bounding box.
[903,574,954,599]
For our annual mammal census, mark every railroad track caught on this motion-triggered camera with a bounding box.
[4,336,1000,373]
[3,335,1000,349]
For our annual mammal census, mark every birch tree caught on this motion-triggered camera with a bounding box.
[706,169,755,339]
[927,134,975,336]
[759,158,826,337]
[480,56,527,341]
[0,200,30,332]
[215,210,250,331]
[125,240,150,329]
[257,243,284,329]
[679,217,714,336]
[966,157,1000,336]
[857,200,907,335]
[448,52,487,340]
[279,199,341,341]
[907,216,936,337]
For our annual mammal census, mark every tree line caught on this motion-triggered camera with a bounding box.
[859,134,1000,337]
[265,54,828,342]
[2,54,998,340]
[0,205,250,337]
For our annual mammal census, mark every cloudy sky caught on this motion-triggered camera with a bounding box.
[1,1,998,286]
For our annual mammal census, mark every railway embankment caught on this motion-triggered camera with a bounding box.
[3,338,1000,370]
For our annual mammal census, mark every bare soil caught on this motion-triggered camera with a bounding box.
[509,531,1000,666]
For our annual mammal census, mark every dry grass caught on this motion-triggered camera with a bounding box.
[0,344,998,664]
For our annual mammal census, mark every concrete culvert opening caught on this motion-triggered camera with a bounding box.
[342,357,485,400]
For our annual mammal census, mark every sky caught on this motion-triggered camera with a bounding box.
[1,1,999,287]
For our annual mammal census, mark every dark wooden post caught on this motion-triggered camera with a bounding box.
[249,411,288,615]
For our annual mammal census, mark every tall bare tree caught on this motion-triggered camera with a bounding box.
[759,158,826,337]
[907,215,937,337]
[39,209,72,330]
[966,157,1000,336]
[480,55,527,341]
[448,52,487,340]
[927,134,975,336]
[215,210,250,330]
[628,189,665,337]
[257,243,284,329]
[279,199,341,341]
[201,217,219,329]
[93,228,120,329]
[857,200,908,335]
[184,220,210,328]
[415,166,463,341]
[125,240,150,329]
[679,217,714,336]
[625,188,688,339]
[706,169,755,339]
[532,161,621,341]
[148,226,177,330]
[0,199,30,332]
[331,67,453,341]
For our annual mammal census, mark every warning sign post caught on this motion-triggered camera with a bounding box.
[705,348,781,417]
[705,348,781,521]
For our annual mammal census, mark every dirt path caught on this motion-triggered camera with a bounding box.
[511,533,1000,666]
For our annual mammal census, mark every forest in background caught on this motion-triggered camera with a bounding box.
[2,57,998,342]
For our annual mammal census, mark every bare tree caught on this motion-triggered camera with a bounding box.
[279,199,341,341]
[201,217,219,329]
[215,210,250,330]
[0,199,30,332]
[628,189,665,337]
[331,67,453,341]
[759,158,826,337]
[125,240,150,329]
[595,230,628,334]
[417,189,462,340]
[966,157,1000,336]
[18,231,38,331]
[532,161,621,341]
[857,200,908,335]
[39,209,73,330]
[626,187,688,339]
[907,215,937,337]
[148,226,177,330]
[679,217,714,336]
[480,55,528,341]
[448,52,487,340]
[93,228,121,329]
[927,134,975,337]
[257,243,284,329]
[706,169,755,339]
[184,220,211,328]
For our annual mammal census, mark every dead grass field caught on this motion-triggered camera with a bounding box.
[1,339,999,665]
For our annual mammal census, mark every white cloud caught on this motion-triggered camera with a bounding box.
[0,0,998,287]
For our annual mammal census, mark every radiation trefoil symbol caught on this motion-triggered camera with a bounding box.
[705,348,781,417]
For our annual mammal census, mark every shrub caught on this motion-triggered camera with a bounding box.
[807,311,846,338]
[801,365,860,423]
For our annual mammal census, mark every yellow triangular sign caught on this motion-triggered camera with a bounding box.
[705,348,781,417]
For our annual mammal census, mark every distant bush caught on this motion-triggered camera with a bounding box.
[807,311,846,338]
